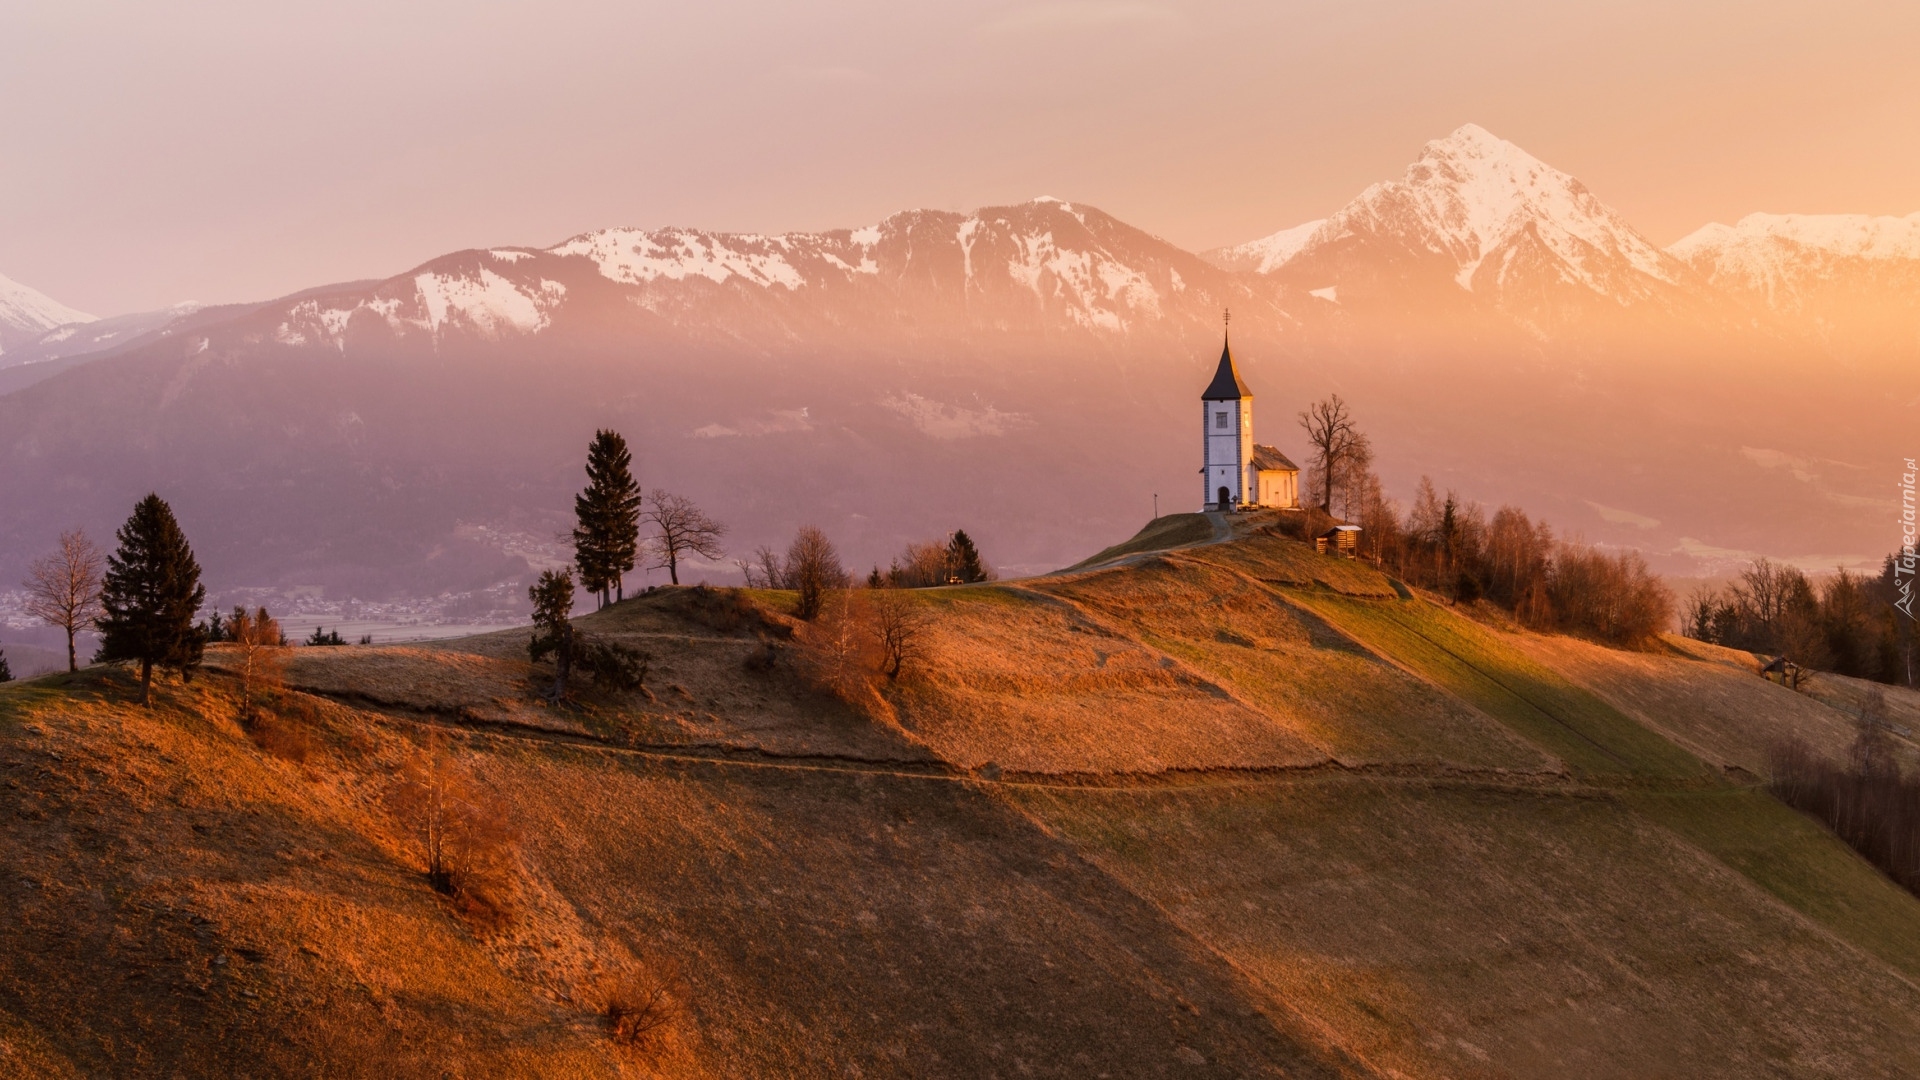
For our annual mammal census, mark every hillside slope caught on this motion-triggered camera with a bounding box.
[3,522,1918,1077]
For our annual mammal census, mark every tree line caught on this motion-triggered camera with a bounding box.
[1682,557,1916,688]
[1287,396,1673,648]
[1769,688,1920,897]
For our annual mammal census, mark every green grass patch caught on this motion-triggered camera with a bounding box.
[1288,592,1707,780]
[1063,513,1214,571]
[1630,787,1920,981]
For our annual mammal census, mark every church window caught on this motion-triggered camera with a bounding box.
[1215,411,1229,430]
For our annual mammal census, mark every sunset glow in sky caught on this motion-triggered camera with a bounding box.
[3,0,1916,314]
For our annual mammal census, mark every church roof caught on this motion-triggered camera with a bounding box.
[1252,444,1297,472]
[1200,336,1251,400]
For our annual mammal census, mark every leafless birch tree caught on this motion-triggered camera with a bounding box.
[23,529,105,673]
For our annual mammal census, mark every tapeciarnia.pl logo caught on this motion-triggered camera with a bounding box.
[1899,457,1917,619]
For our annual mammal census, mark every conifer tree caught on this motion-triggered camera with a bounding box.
[528,568,577,699]
[0,645,12,683]
[572,430,642,608]
[96,494,206,706]
[946,530,989,584]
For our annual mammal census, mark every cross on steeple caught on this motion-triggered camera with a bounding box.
[1223,307,1231,330]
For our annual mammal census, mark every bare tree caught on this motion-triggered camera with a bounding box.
[785,525,847,620]
[643,490,728,586]
[387,733,522,927]
[887,540,950,588]
[870,587,933,680]
[23,528,105,673]
[228,606,287,721]
[1329,431,1374,520]
[1297,395,1367,515]
[605,960,687,1052]
[743,545,784,589]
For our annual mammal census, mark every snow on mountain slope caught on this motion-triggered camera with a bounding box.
[1673,211,1920,266]
[0,271,95,355]
[1207,219,1326,273]
[1224,125,1699,320]
[549,199,1193,331]
[1669,212,1920,306]
[242,200,1250,354]
[1665,211,1920,353]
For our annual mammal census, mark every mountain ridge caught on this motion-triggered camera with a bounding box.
[0,125,1908,603]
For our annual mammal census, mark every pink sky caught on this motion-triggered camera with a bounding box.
[3,0,1916,316]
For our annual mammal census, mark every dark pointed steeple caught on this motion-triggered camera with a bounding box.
[1200,331,1250,401]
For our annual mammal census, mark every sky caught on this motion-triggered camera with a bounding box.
[3,0,1917,316]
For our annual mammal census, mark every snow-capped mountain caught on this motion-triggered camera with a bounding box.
[0,271,94,355]
[264,199,1264,355]
[1209,125,1708,329]
[1669,212,1920,350]
[0,127,1908,606]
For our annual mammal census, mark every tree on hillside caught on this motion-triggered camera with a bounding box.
[528,568,577,700]
[229,607,286,722]
[572,430,643,608]
[785,526,847,621]
[96,494,206,706]
[946,530,990,584]
[387,731,522,927]
[870,586,933,680]
[886,540,950,588]
[0,645,12,683]
[1298,395,1368,515]
[24,528,105,673]
[643,490,727,586]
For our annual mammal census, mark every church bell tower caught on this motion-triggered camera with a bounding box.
[1200,316,1253,511]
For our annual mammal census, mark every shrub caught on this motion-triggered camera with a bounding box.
[248,709,314,764]
[680,584,772,635]
[386,736,522,929]
[742,636,781,673]
[575,635,650,692]
[605,962,685,1051]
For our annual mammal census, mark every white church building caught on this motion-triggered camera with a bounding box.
[1201,332,1299,512]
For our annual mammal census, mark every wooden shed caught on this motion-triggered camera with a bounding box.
[1315,524,1361,557]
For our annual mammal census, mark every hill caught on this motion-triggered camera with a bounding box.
[3,520,1919,1077]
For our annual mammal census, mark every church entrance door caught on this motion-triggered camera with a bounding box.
[1218,486,1231,511]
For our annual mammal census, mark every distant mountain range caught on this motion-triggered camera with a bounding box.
[1,126,1911,603]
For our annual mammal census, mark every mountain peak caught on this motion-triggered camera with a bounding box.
[0,271,96,352]
[1218,124,1687,313]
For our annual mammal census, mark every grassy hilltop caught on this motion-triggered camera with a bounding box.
[3,512,1919,1078]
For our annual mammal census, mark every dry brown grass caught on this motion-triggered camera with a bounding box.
[1512,632,1908,776]
[7,524,1920,1077]
[1013,777,1920,1079]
